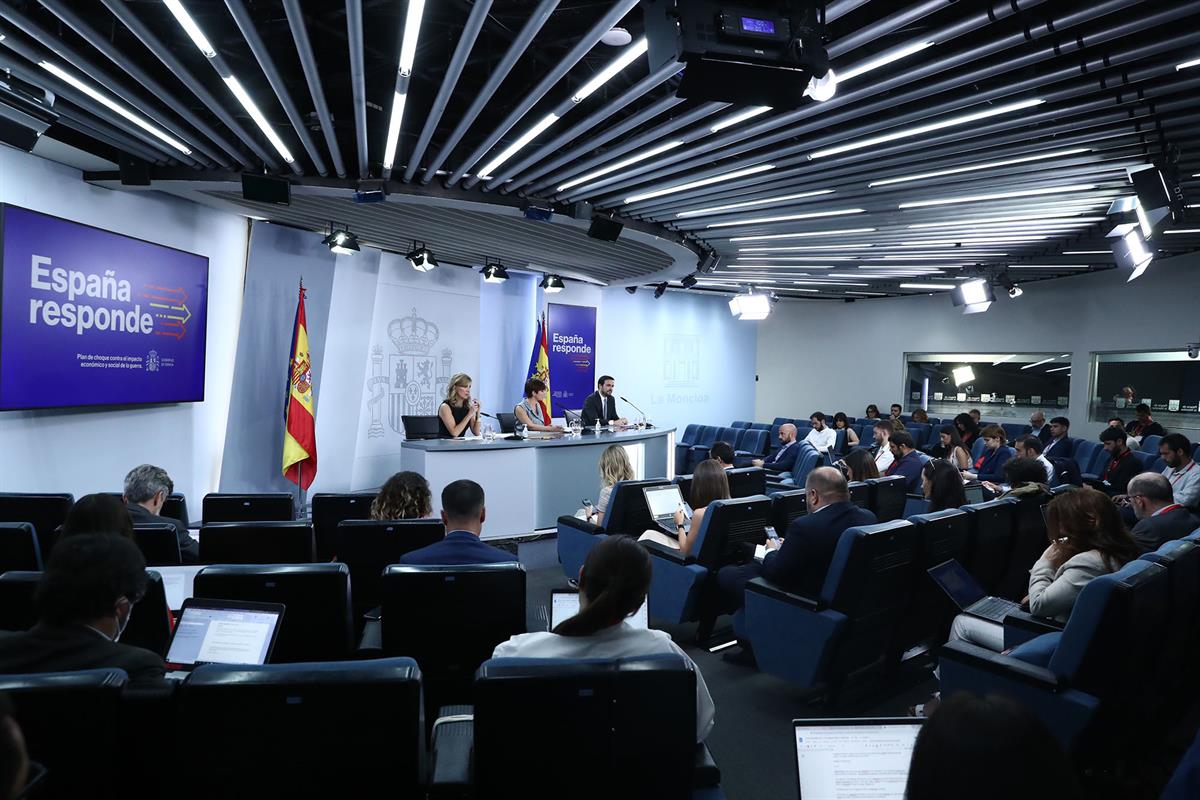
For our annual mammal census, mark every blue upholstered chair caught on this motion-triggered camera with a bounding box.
[833,427,848,455]
[865,475,907,522]
[961,498,1018,596]
[1001,422,1030,442]
[893,510,970,655]
[940,559,1169,749]
[646,495,771,626]
[1070,439,1097,473]
[737,520,916,692]
[726,467,767,498]
[903,495,931,518]
[731,420,752,429]
[907,423,931,450]
[1130,450,1158,471]
[733,429,769,466]
[998,492,1053,601]
[557,478,671,580]
[768,489,807,535]
[847,481,870,510]
[686,426,723,472]
[970,437,987,461]
[0,570,39,631]
[0,492,73,562]
[198,520,315,564]
[0,522,41,572]
[749,422,771,431]
[1140,434,1162,454]
[675,424,702,466]
[1139,540,1200,695]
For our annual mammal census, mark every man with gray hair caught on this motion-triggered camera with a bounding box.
[1127,472,1200,553]
[123,464,198,563]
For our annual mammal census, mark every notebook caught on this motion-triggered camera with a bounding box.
[926,558,1020,623]
[642,484,692,535]
[549,590,648,630]
[165,598,285,673]
[794,718,923,799]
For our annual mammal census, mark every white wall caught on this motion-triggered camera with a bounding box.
[0,145,248,506]
[756,251,1200,440]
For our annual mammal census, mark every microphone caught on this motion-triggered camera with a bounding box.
[479,411,497,419]
[619,396,652,427]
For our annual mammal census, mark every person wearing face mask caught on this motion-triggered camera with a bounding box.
[0,534,166,687]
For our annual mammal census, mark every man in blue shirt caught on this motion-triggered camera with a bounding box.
[399,479,515,565]
[885,431,925,492]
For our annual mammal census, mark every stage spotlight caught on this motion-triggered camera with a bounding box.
[728,290,771,320]
[540,274,564,293]
[322,225,359,255]
[680,273,698,289]
[480,261,510,283]
[653,282,668,299]
[1111,228,1154,281]
[951,279,994,315]
[404,241,438,272]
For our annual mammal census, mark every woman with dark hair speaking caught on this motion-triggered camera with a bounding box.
[492,536,715,741]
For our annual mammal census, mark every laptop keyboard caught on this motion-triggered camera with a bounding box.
[971,597,1018,621]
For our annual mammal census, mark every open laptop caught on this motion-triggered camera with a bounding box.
[642,484,692,535]
[550,589,648,630]
[963,483,985,504]
[794,718,923,799]
[164,598,285,676]
[927,558,1021,623]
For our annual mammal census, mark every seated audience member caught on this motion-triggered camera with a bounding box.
[871,420,895,472]
[1042,416,1072,459]
[890,418,907,432]
[0,694,29,800]
[715,468,875,647]
[494,536,714,741]
[1125,403,1165,439]
[0,535,165,687]
[802,412,836,454]
[1013,435,1054,483]
[1088,427,1141,496]
[922,460,967,512]
[1120,386,1136,404]
[947,487,1137,652]
[589,445,635,525]
[928,425,971,470]
[1107,417,1124,429]
[863,404,881,420]
[514,378,565,433]
[985,457,1051,500]
[953,413,979,449]
[752,423,800,475]
[842,449,879,482]
[1160,433,1200,510]
[885,432,925,492]
[709,441,735,469]
[832,412,859,449]
[370,471,432,520]
[961,425,1011,483]
[638,460,729,557]
[1028,410,1051,443]
[64,493,134,539]
[968,408,981,425]
[122,465,198,563]
[1126,473,1200,553]
[905,693,1080,800]
[911,408,930,424]
[890,404,903,420]
[399,480,513,565]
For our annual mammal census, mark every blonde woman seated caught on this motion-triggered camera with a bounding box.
[438,372,481,438]
[370,471,432,520]
[638,460,730,557]
[514,378,564,432]
[588,444,635,526]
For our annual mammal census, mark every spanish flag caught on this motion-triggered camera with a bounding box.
[283,282,317,489]
[526,311,551,419]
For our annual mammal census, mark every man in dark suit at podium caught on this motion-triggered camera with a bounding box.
[580,375,627,428]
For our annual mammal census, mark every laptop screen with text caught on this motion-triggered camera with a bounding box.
[794,719,923,800]
[166,601,283,667]
[550,590,648,630]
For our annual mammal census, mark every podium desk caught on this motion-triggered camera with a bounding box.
[400,428,675,540]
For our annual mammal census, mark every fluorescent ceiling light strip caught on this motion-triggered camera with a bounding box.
[902,237,1047,246]
[478,113,561,178]
[558,140,684,191]
[163,0,216,57]
[790,280,870,286]
[810,98,1044,159]
[899,184,1096,209]
[710,106,771,133]
[737,243,865,252]
[839,40,935,82]
[871,255,998,260]
[1062,251,1111,254]
[1007,264,1090,269]
[730,227,876,242]
[382,91,408,170]
[728,264,839,269]
[625,164,774,204]
[1177,57,1200,71]
[398,0,427,76]
[706,208,865,229]
[1165,229,1200,234]
[869,148,1091,188]
[39,61,193,155]
[1021,358,1057,370]
[735,256,856,262]
[906,211,1101,228]
[572,38,648,103]
[222,76,294,163]
[899,283,955,290]
[1045,366,1072,373]
[679,190,835,218]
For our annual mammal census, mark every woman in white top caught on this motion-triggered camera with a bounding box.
[493,536,715,741]
[514,378,564,433]
[589,445,635,526]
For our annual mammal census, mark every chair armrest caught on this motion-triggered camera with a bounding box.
[642,540,697,565]
[1002,609,1065,650]
[745,577,825,611]
[940,640,1061,690]
[556,515,604,536]
[429,711,475,798]
[693,742,721,788]
[357,619,382,654]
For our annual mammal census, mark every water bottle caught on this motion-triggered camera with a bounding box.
[482,423,495,442]
[516,422,527,439]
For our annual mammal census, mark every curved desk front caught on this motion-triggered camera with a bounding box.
[400,428,676,540]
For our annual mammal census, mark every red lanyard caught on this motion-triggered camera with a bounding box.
[1157,504,1182,516]
[1105,448,1131,478]
[1169,461,1196,485]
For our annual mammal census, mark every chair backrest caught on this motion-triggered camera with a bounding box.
[110,491,190,526]
[1088,447,1112,475]
[970,437,987,461]
[473,655,695,797]
[731,420,752,428]
[769,490,807,533]
[122,570,173,657]
[909,509,970,572]
[380,563,526,684]
[791,449,822,487]
[866,476,908,522]
[179,658,424,798]
[961,498,1018,595]
[133,522,181,566]
[750,422,771,431]
[0,669,128,798]
[604,479,672,534]
[335,519,446,614]
[199,521,315,564]
[692,495,772,568]
[715,426,742,447]
[202,492,294,523]
[737,428,768,456]
[310,492,375,562]
[1001,422,1029,442]
[673,474,693,503]
[726,467,766,498]
[833,428,848,454]
[903,496,931,518]
[679,423,701,445]
[1070,439,1096,472]
[0,522,41,572]
[907,423,931,449]
[0,493,73,562]
[497,412,518,434]
[1140,434,1162,454]
[696,425,719,447]
[1140,540,1200,676]
[772,417,793,427]
[193,564,353,662]
[847,481,870,510]
[563,408,582,424]
[0,571,40,631]
[1131,450,1158,471]
[999,492,1053,600]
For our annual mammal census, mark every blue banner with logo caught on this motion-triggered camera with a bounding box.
[546,302,595,416]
